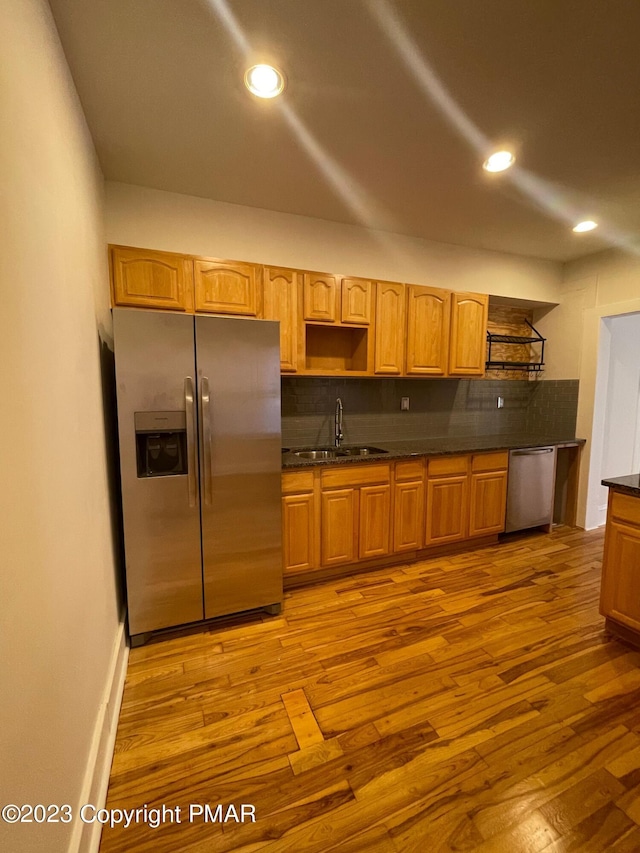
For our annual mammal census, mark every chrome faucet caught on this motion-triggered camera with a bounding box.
[334,397,343,447]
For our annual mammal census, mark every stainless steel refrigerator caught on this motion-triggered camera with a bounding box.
[113,308,282,641]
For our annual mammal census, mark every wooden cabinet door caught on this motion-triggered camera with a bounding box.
[304,273,338,322]
[601,519,640,632]
[469,470,507,537]
[359,485,391,559]
[282,493,316,574]
[393,480,424,552]
[425,475,469,546]
[321,488,356,566]
[111,246,193,311]
[406,285,450,375]
[374,282,406,374]
[341,278,372,325]
[263,267,299,372]
[449,291,489,376]
[194,260,260,315]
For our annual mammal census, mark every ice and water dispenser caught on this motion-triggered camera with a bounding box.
[134,411,188,477]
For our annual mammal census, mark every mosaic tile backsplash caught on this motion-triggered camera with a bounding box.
[281,378,579,447]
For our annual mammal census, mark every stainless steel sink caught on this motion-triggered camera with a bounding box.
[292,449,338,459]
[291,446,388,459]
[338,446,388,456]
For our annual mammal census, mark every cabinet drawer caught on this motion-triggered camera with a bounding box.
[282,470,315,494]
[395,458,425,481]
[610,491,640,527]
[428,455,469,477]
[472,451,509,473]
[321,463,390,489]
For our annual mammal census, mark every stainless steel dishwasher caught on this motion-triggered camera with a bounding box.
[505,446,557,533]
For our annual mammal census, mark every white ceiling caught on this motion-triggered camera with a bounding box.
[49,0,640,261]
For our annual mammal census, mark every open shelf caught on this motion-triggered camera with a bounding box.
[305,324,369,373]
[486,318,546,373]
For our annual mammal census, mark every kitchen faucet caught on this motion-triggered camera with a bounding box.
[334,397,343,447]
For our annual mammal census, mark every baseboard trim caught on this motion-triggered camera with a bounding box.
[68,617,129,853]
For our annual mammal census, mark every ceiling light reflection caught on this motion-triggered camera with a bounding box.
[483,151,515,173]
[573,220,598,233]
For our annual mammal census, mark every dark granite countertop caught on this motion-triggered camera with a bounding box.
[602,474,640,497]
[282,434,586,469]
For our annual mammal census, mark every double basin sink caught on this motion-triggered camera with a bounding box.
[290,446,388,460]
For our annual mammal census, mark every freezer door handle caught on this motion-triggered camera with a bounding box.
[184,376,197,507]
[200,376,213,505]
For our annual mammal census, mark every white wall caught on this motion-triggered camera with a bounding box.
[0,2,121,851]
[584,311,640,529]
[105,182,563,303]
[601,314,640,479]
[533,248,640,526]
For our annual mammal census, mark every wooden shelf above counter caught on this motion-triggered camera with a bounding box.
[109,244,490,379]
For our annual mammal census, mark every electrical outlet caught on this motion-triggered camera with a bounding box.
[401,397,410,411]
[497,396,504,409]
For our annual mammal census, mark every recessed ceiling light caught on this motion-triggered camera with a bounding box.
[572,220,598,233]
[244,64,285,99]
[483,150,516,173]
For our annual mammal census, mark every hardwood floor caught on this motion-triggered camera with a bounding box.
[99,526,640,852]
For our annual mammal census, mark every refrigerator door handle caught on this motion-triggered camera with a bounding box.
[200,376,213,506]
[184,376,197,507]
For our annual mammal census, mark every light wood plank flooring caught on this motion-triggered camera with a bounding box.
[99,526,640,852]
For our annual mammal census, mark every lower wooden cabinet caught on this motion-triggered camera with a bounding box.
[393,459,425,552]
[282,470,317,576]
[601,491,640,633]
[425,474,469,546]
[321,488,357,566]
[320,464,391,567]
[282,452,509,581]
[393,479,425,552]
[468,452,508,537]
[359,485,391,559]
[282,493,316,573]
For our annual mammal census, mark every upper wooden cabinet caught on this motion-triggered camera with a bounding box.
[111,246,193,311]
[194,259,260,316]
[303,274,371,327]
[406,285,450,376]
[109,245,499,380]
[449,292,489,376]
[374,282,406,374]
[341,278,372,325]
[263,266,299,373]
[304,273,338,322]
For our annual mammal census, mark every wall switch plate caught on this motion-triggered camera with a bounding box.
[497,396,504,409]
[401,397,410,411]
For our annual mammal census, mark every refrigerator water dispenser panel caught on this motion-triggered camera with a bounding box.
[134,411,187,477]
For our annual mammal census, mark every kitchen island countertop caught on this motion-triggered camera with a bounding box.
[282,434,586,469]
[601,474,640,497]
